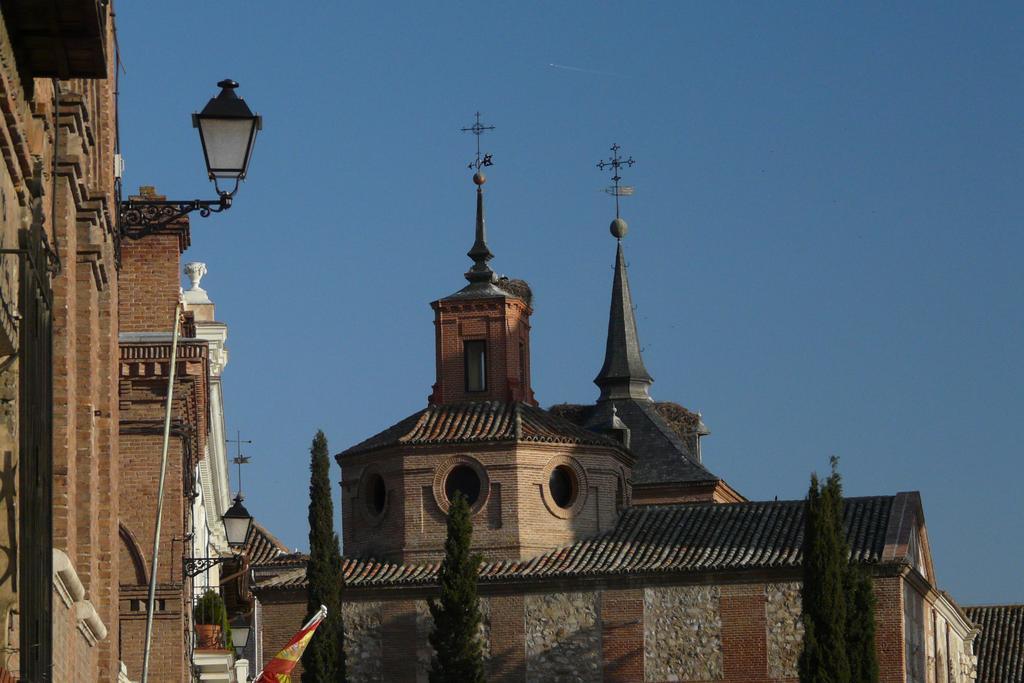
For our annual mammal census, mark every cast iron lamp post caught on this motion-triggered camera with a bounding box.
[120,79,262,236]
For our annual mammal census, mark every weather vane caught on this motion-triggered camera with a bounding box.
[597,143,635,219]
[461,111,495,171]
[226,430,252,498]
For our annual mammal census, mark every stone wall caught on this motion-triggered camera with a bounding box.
[415,597,491,682]
[644,585,723,681]
[765,582,803,678]
[343,600,383,682]
[525,591,601,682]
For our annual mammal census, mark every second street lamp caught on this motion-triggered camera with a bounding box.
[222,494,254,549]
[120,78,262,237]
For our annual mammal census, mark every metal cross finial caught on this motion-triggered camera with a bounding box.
[597,143,636,218]
[226,430,252,497]
[461,111,496,171]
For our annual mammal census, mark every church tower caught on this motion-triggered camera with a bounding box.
[428,170,536,406]
[336,128,632,563]
[550,144,744,504]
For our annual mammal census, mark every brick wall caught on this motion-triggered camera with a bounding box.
[875,575,907,683]
[342,441,628,564]
[601,588,643,681]
[258,592,309,677]
[430,296,534,405]
[721,582,769,679]
[118,228,187,333]
[261,573,916,683]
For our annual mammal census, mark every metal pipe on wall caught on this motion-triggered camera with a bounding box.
[141,301,183,682]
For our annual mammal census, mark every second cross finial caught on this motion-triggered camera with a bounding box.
[461,111,496,174]
[597,143,636,236]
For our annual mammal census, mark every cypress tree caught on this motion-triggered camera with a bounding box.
[428,491,485,683]
[845,565,879,682]
[302,430,346,682]
[799,457,850,683]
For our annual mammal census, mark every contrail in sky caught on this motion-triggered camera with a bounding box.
[547,63,621,77]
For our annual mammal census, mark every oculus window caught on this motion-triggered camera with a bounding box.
[445,464,481,505]
[548,465,578,509]
[464,340,487,392]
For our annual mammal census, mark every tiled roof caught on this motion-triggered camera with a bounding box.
[339,401,623,458]
[256,496,897,591]
[550,400,719,485]
[963,604,1024,682]
[244,523,290,566]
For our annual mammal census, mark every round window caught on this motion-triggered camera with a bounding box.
[365,473,387,516]
[444,465,481,505]
[549,465,577,509]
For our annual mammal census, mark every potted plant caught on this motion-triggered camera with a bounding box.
[194,589,233,649]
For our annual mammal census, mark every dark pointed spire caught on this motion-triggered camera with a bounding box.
[465,171,494,283]
[595,222,654,401]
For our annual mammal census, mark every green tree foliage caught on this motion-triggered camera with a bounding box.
[302,430,346,682]
[846,566,880,683]
[428,492,486,683]
[798,457,880,683]
[799,457,851,683]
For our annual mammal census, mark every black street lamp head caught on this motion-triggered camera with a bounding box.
[222,493,254,548]
[192,79,262,196]
[230,617,251,650]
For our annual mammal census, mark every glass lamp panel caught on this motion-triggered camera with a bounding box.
[232,625,251,648]
[223,513,252,547]
[199,117,255,177]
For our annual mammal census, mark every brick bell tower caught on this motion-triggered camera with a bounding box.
[428,169,536,406]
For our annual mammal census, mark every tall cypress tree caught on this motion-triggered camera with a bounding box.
[845,565,880,683]
[302,430,346,682]
[799,457,850,683]
[428,492,485,683]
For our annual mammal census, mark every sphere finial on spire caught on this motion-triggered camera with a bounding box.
[610,217,628,239]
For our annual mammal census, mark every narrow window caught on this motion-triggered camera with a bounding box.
[464,340,486,392]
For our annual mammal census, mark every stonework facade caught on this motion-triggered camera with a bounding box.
[765,582,803,679]
[525,591,601,682]
[644,585,723,681]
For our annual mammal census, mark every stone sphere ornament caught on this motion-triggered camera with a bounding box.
[610,217,629,239]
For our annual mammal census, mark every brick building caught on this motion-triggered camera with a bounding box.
[0,3,254,679]
[0,2,120,680]
[253,170,989,681]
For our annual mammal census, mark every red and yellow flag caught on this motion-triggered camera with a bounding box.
[255,605,328,683]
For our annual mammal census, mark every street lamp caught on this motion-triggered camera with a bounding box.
[223,494,254,549]
[230,616,251,651]
[183,494,254,577]
[120,79,262,237]
[193,79,262,196]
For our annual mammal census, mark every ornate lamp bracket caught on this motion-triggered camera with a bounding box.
[120,193,232,239]
[183,556,232,578]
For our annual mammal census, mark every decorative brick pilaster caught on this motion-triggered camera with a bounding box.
[382,600,418,681]
[601,588,644,681]
[720,583,768,680]
[488,594,525,681]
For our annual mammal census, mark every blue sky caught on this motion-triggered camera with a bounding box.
[116,2,1022,605]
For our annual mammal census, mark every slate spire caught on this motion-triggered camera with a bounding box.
[594,220,654,401]
[465,171,494,284]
